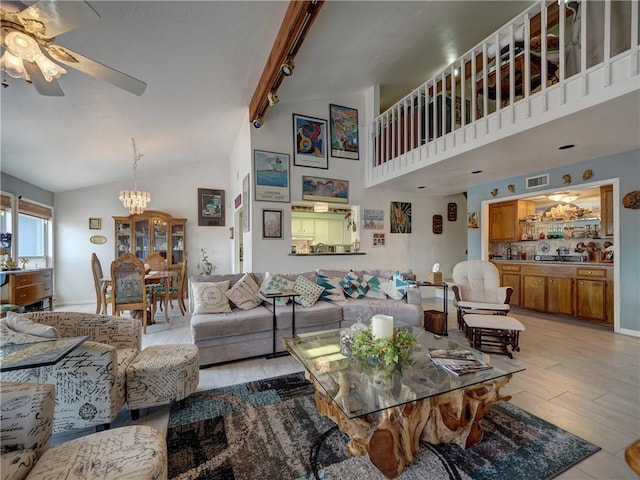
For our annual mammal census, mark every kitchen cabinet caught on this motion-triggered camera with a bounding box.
[292,217,315,235]
[489,200,535,242]
[600,185,614,238]
[328,220,346,244]
[314,219,329,240]
[495,263,521,306]
[113,210,186,265]
[1,268,53,312]
[576,268,607,321]
[522,275,546,311]
[547,277,574,316]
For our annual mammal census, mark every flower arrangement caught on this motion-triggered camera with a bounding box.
[350,327,417,368]
[199,248,215,275]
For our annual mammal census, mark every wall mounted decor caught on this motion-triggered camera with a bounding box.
[373,232,386,247]
[242,175,250,232]
[390,202,412,233]
[262,209,283,239]
[363,209,384,230]
[234,194,241,209]
[293,113,328,169]
[302,175,349,203]
[467,211,480,229]
[432,214,443,234]
[329,104,359,160]
[582,169,594,181]
[507,184,516,193]
[198,188,225,226]
[447,202,457,221]
[562,174,572,184]
[254,150,290,202]
[90,235,107,245]
[490,188,498,197]
[89,218,102,230]
[622,190,640,209]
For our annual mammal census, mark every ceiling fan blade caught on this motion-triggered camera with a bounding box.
[47,45,147,96]
[19,0,99,38]
[23,61,65,96]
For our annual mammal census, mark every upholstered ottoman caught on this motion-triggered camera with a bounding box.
[25,425,167,480]
[126,344,199,420]
[463,314,525,358]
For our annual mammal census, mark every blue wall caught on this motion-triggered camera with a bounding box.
[467,149,640,333]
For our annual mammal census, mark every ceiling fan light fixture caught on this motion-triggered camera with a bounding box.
[0,51,30,80]
[5,31,41,62]
[281,56,295,76]
[34,54,66,81]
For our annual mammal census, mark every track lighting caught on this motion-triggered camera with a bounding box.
[267,91,279,106]
[281,56,295,76]
[252,117,264,129]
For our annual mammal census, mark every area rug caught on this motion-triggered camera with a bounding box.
[167,372,600,480]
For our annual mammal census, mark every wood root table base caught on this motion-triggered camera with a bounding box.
[311,373,512,479]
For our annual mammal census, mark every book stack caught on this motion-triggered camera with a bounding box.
[427,349,493,376]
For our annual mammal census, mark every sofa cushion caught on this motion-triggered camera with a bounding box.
[267,301,343,331]
[5,311,59,338]
[259,273,295,305]
[191,306,274,341]
[340,271,369,299]
[380,271,413,300]
[225,273,262,310]
[363,274,388,299]
[316,274,345,301]
[293,275,324,307]
[192,281,232,314]
[338,298,423,327]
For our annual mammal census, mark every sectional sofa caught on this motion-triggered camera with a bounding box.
[189,268,423,367]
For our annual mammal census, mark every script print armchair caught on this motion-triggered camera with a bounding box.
[451,260,513,330]
[0,311,142,434]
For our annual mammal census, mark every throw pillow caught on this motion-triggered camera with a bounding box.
[5,311,59,338]
[363,274,388,299]
[259,273,295,305]
[0,320,55,346]
[380,271,414,300]
[340,271,369,299]
[316,274,345,301]
[191,281,232,314]
[293,275,324,307]
[225,274,262,310]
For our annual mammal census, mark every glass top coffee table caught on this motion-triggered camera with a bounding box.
[283,328,524,479]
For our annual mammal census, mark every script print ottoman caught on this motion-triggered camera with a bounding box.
[463,314,525,358]
[127,344,199,420]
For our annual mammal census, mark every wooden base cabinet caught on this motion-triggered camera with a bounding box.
[547,277,574,316]
[522,275,546,311]
[576,279,606,320]
[1,268,53,312]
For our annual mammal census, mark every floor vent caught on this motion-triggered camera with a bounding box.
[526,174,550,189]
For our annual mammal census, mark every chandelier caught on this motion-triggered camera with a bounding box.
[119,138,150,215]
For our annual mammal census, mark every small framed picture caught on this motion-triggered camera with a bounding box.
[89,218,102,230]
[262,209,283,239]
[198,188,225,226]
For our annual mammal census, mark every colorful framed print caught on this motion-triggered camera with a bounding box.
[302,175,348,203]
[390,201,412,233]
[254,150,290,203]
[363,209,384,230]
[293,114,328,169]
[242,175,250,232]
[262,209,283,239]
[329,104,359,160]
[198,189,225,226]
[373,232,386,247]
[467,211,480,229]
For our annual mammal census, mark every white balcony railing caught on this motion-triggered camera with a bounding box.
[365,0,640,186]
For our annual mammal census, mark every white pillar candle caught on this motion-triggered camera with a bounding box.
[372,314,394,340]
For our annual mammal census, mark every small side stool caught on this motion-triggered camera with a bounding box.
[126,344,199,420]
[463,314,525,358]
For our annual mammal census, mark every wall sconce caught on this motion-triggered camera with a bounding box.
[267,91,279,106]
[281,56,295,76]
[252,117,264,129]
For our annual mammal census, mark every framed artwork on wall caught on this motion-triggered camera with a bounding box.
[467,211,480,229]
[89,218,102,230]
[302,175,349,203]
[432,214,443,234]
[292,113,328,169]
[198,188,225,226]
[253,150,290,203]
[262,209,283,239]
[447,202,457,221]
[242,175,250,232]
[363,209,384,230]
[390,201,412,233]
[329,104,359,160]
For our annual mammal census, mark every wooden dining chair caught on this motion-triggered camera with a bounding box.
[144,252,167,271]
[152,252,188,316]
[91,253,111,314]
[110,253,152,333]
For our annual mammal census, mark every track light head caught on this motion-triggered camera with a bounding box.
[252,117,264,129]
[281,56,295,76]
[267,91,279,106]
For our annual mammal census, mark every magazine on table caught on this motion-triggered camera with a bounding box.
[427,349,493,376]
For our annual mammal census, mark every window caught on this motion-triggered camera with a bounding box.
[18,214,46,256]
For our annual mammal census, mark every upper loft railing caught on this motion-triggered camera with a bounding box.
[366,0,639,183]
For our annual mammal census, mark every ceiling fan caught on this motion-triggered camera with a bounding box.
[0,0,146,96]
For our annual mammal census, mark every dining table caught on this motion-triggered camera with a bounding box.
[145,270,177,323]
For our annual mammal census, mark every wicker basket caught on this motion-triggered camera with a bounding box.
[424,309,446,334]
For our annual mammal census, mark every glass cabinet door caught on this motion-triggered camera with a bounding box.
[152,217,168,262]
[115,221,131,254]
[134,219,149,260]
[171,223,185,264]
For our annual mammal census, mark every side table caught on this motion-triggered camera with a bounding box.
[415,281,449,335]
[260,289,299,358]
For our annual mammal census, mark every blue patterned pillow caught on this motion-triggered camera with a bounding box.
[259,273,294,305]
[316,275,345,301]
[380,271,414,300]
[340,272,369,299]
[293,276,325,307]
[363,274,388,299]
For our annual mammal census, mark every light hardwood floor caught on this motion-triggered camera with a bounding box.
[56,298,640,479]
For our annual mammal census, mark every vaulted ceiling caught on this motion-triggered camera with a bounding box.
[1,1,637,196]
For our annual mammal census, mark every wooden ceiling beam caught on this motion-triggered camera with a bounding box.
[249,0,324,125]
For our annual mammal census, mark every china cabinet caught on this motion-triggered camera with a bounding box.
[113,210,186,265]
